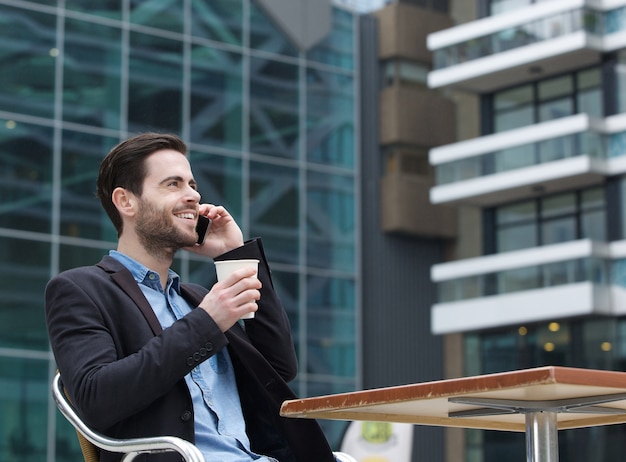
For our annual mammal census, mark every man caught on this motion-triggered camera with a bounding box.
[45,133,336,461]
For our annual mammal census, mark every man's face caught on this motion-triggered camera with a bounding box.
[134,149,201,256]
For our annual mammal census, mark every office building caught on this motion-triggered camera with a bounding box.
[0,1,361,460]
[427,0,626,460]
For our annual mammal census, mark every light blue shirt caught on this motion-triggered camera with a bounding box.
[110,251,277,462]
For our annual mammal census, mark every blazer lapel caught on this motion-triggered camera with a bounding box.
[97,256,163,335]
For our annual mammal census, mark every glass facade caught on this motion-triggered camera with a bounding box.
[0,1,360,460]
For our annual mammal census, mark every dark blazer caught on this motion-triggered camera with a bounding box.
[45,238,335,462]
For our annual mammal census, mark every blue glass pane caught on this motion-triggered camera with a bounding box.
[0,357,50,461]
[128,32,183,133]
[65,0,122,19]
[249,57,299,159]
[189,151,243,224]
[189,46,243,149]
[306,275,356,378]
[0,6,56,118]
[60,130,118,241]
[0,238,49,349]
[0,122,53,233]
[306,171,355,272]
[249,162,299,265]
[130,0,183,33]
[306,7,354,71]
[249,2,298,57]
[191,0,243,45]
[63,18,122,130]
[306,69,354,167]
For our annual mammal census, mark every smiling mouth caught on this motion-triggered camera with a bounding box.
[174,212,196,222]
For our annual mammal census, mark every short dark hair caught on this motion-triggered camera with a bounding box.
[96,133,188,236]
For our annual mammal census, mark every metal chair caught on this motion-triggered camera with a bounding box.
[53,372,355,462]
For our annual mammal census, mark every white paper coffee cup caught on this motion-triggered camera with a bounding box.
[214,259,259,319]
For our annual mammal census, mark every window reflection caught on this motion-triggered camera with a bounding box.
[63,18,122,130]
[307,69,354,167]
[249,58,299,158]
[0,122,53,233]
[0,6,56,119]
[128,32,183,133]
[249,162,299,265]
[307,171,355,272]
[189,46,243,149]
[60,130,118,241]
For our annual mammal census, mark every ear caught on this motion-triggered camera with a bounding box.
[111,187,137,218]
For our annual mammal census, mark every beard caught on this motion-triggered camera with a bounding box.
[135,199,197,260]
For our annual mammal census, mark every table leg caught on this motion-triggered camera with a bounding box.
[525,411,558,462]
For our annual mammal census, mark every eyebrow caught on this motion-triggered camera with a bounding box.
[160,175,198,188]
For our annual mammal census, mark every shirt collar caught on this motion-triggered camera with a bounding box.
[109,250,181,293]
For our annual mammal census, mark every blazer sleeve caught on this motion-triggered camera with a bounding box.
[214,238,298,381]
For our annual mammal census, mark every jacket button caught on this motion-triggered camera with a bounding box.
[186,357,194,366]
[199,347,207,357]
[205,342,213,351]
[181,410,192,422]
[193,352,201,362]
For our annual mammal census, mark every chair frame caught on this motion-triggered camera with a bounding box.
[52,372,357,462]
[52,372,206,462]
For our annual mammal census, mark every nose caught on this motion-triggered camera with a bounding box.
[185,186,201,203]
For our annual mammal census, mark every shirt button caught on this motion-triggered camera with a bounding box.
[181,410,192,422]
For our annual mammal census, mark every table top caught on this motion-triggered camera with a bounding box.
[280,366,626,432]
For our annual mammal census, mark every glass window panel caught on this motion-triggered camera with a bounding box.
[581,209,606,241]
[189,151,243,224]
[191,0,242,45]
[539,76,573,100]
[249,162,299,265]
[541,217,576,244]
[0,122,53,233]
[249,2,298,57]
[306,275,356,378]
[496,201,536,225]
[65,0,122,19]
[59,244,109,272]
[0,6,56,118]
[189,46,243,149]
[306,171,355,272]
[539,98,573,121]
[60,130,118,241]
[538,134,576,162]
[63,18,122,130]
[618,51,626,113]
[249,58,299,159]
[130,0,183,33]
[0,357,51,462]
[56,406,84,461]
[306,69,354,167]
[494,106,533,132]
[306,7,354,71]
[541,193,575,218]
[128,32,183,134]
[0,238,49,349]
[498,266,539,293]
[494,144,534,172]
[494,85,533,110]
[497,223,537,252]
[582,187,604,209]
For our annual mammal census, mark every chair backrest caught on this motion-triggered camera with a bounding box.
[53,371,355,462]
[51,372,207,462]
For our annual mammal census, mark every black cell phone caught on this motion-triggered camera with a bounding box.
[195,215,211,245]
